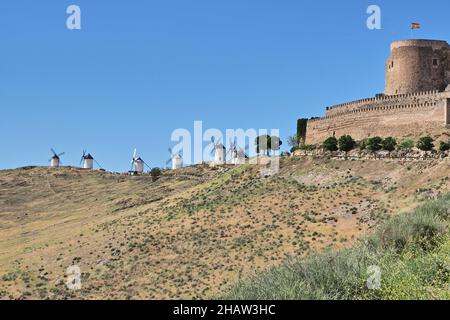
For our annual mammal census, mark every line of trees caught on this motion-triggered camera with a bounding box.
[286,132,450,158]
[322,135,355,158]
[294,134,450,158]
[255,135,283,156]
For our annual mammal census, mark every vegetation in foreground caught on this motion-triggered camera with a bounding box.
[224,195,450,300]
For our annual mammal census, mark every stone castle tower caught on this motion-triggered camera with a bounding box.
[385,40,450,95]
[302,39,450,144]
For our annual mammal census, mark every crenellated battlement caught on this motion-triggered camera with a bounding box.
[313,98,442,123]
[309,101,438,123]
[326,90,441,117]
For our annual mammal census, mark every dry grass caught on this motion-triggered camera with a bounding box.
[1,157,450,299]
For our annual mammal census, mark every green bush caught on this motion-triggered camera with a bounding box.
[366,137,383,154]
[338,135,356,155]
[322,137,338,152]
[371,208,446,251]
[417,136,434,152]
[439,141,450,152]
[382,137,397,155]
[150,167,162,180]
[397,139,415,152]
[358,139,368,151]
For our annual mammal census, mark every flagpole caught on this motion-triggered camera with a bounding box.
[410,23,421,39]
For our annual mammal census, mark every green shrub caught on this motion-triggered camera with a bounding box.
[338,135,356,155]
[439,141,450,152]
[382,137,397,155]
[150,168,162,181]
[397,139,415,152]
[366,137,383,154]
[358,139,368,151]
[417,136,434,152]
[322,137,338,152]
[372,209,446,251]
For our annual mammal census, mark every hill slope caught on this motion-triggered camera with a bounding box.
[1,157,450,299]
[224,195,450,300]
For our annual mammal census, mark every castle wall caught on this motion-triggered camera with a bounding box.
[305,93,449,145]
[447,49,450,85]
[446,99,450,125]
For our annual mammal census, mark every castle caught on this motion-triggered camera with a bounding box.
[303,39,450,145]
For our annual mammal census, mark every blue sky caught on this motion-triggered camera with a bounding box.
[1,0,449,171]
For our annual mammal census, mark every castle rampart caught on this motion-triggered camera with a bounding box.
[305,91,450,144]
[302,39,450,145]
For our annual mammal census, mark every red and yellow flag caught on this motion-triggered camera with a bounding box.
[411,22,421,30]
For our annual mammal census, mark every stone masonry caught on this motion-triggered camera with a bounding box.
[304,40,450,145]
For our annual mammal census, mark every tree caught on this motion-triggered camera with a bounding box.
[338,135,356,158]
[270,136,283,154]
[255,135,271,156]
[382,137,397,157]
[150,167,162,181]
[439,141,450,152]
[397,139,415,152]
[366,136,383,158]
[322,137,338,152]
[287,135,299,149]
[416,136,434,153]
[358,139,368,151]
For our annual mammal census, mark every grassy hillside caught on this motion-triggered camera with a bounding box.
[223,195,450,300]
[1,156,450,299]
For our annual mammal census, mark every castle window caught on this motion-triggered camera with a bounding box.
[387,61,394,70]
[433,59,438,66]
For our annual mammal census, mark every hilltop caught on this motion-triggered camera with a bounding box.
[1,156,450,299]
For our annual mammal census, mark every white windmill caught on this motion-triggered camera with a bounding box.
[227,138,248,165]
[80,150,102,170]
[211,136,226,165]
[166,148,183,170]
[130,149,150,174]
[49,148,65,168]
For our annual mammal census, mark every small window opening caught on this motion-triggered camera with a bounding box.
[388,61,394,70]
[433,59,438,66]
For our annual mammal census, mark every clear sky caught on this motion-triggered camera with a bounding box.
[1,0,449,171]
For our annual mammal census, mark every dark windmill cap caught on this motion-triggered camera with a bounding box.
[85,154,94,160]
